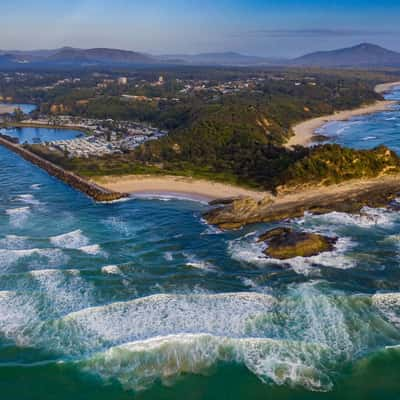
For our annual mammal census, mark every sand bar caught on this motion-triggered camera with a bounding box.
[93,174,268,202]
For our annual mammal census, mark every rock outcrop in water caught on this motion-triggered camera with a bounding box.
[0,136,128,202]
[258,227,337,259]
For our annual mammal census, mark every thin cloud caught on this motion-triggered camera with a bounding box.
[241,29,397,38]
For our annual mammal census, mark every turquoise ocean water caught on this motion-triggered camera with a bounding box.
[1,91,400,399]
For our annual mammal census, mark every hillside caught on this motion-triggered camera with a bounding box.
[47,47,156,65]
[291,43,400,67]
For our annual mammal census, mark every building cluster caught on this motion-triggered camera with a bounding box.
[24,115,168,158]
[177,77,266,95]
[176,75,318,95]
[47,137,120,158]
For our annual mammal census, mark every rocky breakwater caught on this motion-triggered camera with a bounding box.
[205,175,400,229]
[258,227,337,259]
[0,135,128,202]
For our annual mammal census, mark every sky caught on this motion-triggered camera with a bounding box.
[1,0,400,57]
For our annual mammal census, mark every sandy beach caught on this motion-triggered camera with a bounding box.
[286,100,396,147]
[93,174,268,201]
[375,81,400,94]
[286,81,400,148]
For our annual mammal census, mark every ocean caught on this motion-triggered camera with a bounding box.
[1,89,400,399]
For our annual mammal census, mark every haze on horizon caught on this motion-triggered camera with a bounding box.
[1,0,400,58]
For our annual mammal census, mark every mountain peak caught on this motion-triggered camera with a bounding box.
[292,43,400,67]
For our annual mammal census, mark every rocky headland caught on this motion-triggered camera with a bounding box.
[205,174,400,230]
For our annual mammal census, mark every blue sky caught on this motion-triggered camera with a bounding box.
[1,0,400,56]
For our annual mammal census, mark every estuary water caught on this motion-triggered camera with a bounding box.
[1,90,400,399]
[1,126,82,144]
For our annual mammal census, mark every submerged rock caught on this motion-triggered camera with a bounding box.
[258,227,337,260]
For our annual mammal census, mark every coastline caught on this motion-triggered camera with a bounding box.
[0,136,127,202]
[92,174,268,202]
[286,81,400,148]
[375,81,400,94]
[286,100,396,148]
[205,173,400,229]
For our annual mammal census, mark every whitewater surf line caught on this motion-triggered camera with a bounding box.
[0,135,128,202]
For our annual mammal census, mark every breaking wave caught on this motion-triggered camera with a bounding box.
[79,244,106,256]
[299,207,398,230]
[50,229,90,249]
[101,265,122,275]
[14,193,42,205]
[183,253,218,272]
[83,334,332,392]
[0,248,69,273]
[5,206,31,228]
[1,279,400,393]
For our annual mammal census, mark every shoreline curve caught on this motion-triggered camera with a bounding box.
[286,81,400,148]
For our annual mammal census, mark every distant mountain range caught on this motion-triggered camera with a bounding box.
[159,52,279,66]
[0,43,400,68]
[290,43,400,67]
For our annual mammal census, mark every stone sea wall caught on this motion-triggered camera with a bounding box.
[0,135,128,202]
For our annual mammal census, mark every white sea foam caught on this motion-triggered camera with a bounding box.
[0,235,28,250]
[0,248,68,272]
[73,286,382,392]
[5,206,30,228]
[163,252,174,261]
[362,136,378,141]
[61,292,276,351]
[50,229,90,249]
[0,290,39,345]
[30,184,41,190]
[201,225,223,235]
[14,194,41,205]
[200,218,223,235]
[372,293,400,328]
[133,193,209,204]
[0,277,395,393]
[29,269,93,315]
[101,265,122,275]
[0,269,93,344]
[79,244,106,256]
[298,207,397,229]
[183,253,218,272]
[84,334,332,392]
[105,216,130,236]
[228,233,355,275]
